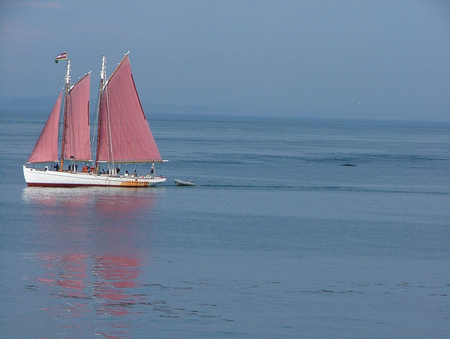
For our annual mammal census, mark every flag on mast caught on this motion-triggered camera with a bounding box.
[55,52,67,63]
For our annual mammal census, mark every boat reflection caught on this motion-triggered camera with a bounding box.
[22,187,162,338]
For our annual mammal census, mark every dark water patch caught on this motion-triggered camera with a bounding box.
[25,285,38,291]
[198,183,449,195]
[308,290,362,294]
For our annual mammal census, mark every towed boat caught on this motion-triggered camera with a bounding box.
[23,51,167,187]
[174,179,196,186]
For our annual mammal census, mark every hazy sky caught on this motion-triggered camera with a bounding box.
[1,0,449,120]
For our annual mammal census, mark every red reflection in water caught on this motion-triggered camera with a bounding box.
[23,187,158,337]
[36,254,144,318]
[93,256,143,317]
[37,254,89,299]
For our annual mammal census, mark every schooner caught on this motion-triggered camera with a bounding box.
[23,51,167,187]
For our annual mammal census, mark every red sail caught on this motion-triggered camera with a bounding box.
[97,55,161,163]
[27,92,62,163]
[64,73,91,161]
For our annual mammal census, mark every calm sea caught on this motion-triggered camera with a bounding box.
[0,111,449,338]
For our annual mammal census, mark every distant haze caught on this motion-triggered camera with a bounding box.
[1,0,449,121]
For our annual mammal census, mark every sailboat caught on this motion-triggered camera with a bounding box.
[23,51,167,187]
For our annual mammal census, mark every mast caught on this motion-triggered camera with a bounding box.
[95,55,106,166]
[59,58,71,171]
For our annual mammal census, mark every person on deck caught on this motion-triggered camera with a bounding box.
[150,165,155,178]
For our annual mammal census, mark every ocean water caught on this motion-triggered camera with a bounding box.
[0,112,449,338]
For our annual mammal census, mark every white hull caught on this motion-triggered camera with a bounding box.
[174,179,196,186]
[23,166,166,187]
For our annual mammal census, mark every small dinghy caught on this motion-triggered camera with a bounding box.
[174,179,196,186]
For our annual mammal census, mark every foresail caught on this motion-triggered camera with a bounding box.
[27,92,62,163]
[97,55,162,163]
[64,73,91,161]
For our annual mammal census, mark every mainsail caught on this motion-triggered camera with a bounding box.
[27,92,62,163]
[97,55,162,163]
[63,73,91,161]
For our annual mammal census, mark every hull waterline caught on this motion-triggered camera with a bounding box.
[23,166,166,187]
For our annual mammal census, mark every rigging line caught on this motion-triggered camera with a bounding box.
[67,92,77,160]
[52,73,65,100]
[105,86,115,168]
[42,73,65,115]
[66,87,75,160]
[91,89,100,153]
[69,54,104,61]
[105,53,131,66]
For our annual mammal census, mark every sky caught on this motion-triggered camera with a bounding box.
[1,0,449,121]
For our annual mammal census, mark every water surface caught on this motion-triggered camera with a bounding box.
[1,113,449,338]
